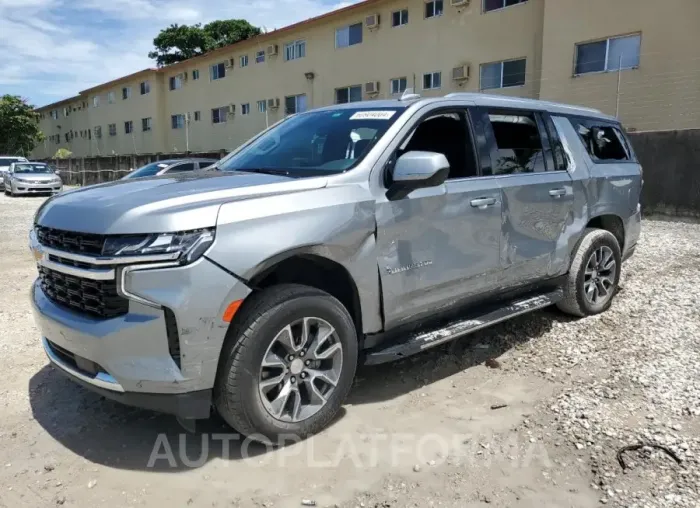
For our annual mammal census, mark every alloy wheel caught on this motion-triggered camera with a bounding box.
[258,317,343,423]
[584,245,617,305]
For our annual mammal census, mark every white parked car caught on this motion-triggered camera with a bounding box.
[3,162,63,196]
[0,156,28,190]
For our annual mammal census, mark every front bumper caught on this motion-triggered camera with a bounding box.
[30,238,252,418]
[10,180,62,194]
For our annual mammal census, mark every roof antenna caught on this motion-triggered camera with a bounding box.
[400,88,421,101]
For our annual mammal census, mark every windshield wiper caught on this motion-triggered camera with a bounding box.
[231,168,293,177]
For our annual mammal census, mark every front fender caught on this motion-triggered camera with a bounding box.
[207,184,383,333]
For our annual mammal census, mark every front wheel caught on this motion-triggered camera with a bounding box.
[557,228,622,317]
[215,284,358,443]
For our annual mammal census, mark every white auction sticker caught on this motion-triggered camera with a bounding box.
[349,110,396,120]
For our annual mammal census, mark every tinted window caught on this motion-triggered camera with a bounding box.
[0,158,23,166]
[217,107,404,176]
[486,111,546,174]
[124,162,170,179]
[544,116,568,171]
[573,119,631,161]
[167,163,195,173]
[399,111,478,180]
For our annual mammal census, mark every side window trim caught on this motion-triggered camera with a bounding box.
[542,112,569,172]
[534,112,554,172]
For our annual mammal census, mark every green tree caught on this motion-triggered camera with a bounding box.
[53,148,72,159]
[148,19,261,67]
[0,95,44,156]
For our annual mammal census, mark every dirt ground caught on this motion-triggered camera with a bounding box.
[0,192,698,508]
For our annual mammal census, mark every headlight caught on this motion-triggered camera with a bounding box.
[102,228,215,264]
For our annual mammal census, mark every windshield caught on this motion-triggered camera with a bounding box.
[0,157,24,167]
[217,107,404,176]
[124,162,171,179]
[14,163,52,174]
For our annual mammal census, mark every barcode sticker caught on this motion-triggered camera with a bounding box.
[349,111,396,120]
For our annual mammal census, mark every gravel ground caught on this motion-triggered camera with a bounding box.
[0,192,698,508]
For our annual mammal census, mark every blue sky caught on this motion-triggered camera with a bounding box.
[0,0,355,107]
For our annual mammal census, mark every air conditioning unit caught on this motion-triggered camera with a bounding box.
[450,0,470,6]
[228,104,236,114]
[224,58,234,68]
[365,81,380,95]
[267,44,278,56]
[452,63,471,81]
[267,97,280,109]
[186,112,191,121]
[365,14,380,29]
[180,71,188,81]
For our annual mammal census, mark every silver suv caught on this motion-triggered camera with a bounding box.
[30,93,642,442]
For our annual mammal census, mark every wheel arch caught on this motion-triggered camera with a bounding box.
[585,214,625,251]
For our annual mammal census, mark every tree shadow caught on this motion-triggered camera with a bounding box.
[28,307,575,473]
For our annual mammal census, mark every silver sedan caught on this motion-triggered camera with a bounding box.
[3,162,63,196]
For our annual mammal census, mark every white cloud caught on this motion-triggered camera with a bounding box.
[0,0,360,106]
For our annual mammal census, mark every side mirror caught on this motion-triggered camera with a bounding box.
[386,151,450,200]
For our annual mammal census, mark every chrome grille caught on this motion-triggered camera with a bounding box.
[38,266,129,318]
[35,226,105,256]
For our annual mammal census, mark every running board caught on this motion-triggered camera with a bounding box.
[363,289,563,365]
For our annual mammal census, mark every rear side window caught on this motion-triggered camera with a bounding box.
[572,119,631,162]
[168,163,195,173]
[485,110,547,174]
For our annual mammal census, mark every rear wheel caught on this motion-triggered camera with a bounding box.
[557,228,622,317]
[215,284,358,443]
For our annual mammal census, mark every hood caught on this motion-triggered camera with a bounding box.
[14,173,57,181]
[35,170,328,235]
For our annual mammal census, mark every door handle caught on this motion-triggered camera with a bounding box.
[470,197,497,208]
[549,188,567,198]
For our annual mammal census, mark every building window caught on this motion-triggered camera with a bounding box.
[574,34,641,75]
[171,114,185,129]
[336,23,362,48]
[284,40,306,61]
[194,111,201,121]
[256,50,265,63]
[392,9,409,26]
[51,110,58,119]
[212,107,228,124]
[390,77,408,94]
[142,117,152,131]
[122,86,131,100]
[422,71,441,90]
[241,103,251,115]
[240,55,249,67]
[335,85,362,104]
[94,126,102,138]
[210,62,226,80]
[425,0,443,18]
[284,94,307,114]
[107,91,115,104]
[192,69,200,80]
[108,123,117,136]
[257,100,267,113]
[124,121,133,134]
[93,96,100,108]
[169,75,183,90]
[483,0,527,12]
[480,58,526,89]
[140,81,150,95]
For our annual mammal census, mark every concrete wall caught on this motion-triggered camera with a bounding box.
[629,129,700,216]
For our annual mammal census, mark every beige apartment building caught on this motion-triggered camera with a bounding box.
[32,0,700,159]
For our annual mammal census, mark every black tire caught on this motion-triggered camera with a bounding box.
[557,228,622,317]
[215,284,358,443]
